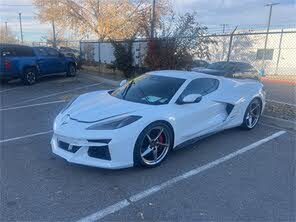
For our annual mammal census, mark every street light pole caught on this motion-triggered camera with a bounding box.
[262,3,279,66]
[19,12,24,43]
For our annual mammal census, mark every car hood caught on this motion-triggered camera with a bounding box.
[66,90,149,123]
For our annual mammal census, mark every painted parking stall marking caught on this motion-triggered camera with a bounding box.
[77,130,286,222]
[2,82,103,108]
[0,100,66,112]
[0,130,53,144]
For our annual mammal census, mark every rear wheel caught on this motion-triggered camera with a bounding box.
[241,98,262,130]
[66,63,76,77]
[22,68,37,85]
[134,122,173,168]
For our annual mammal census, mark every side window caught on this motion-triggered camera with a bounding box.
[46,48,59,57]
[35,47,49,56]
[180,78,219,98]
[15,47,34,57]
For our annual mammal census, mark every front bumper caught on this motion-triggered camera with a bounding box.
[51,133,135,169]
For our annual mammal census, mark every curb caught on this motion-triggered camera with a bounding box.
[261,115,296,131]
[261,77,296,85]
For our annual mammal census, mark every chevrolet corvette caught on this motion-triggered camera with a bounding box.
[51,70,265,169]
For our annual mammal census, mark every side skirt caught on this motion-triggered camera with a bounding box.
[173,130,222,151]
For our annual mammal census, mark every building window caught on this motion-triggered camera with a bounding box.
[256,49,274,60]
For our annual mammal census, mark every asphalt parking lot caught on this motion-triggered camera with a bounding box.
[1,74,295,221]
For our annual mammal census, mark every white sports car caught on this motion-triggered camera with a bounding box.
[51,70,265,169]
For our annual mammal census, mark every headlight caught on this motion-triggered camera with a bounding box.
[86,115,142,130]
[61,96,78,113]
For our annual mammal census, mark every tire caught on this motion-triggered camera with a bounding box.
[22,67,37,85]
[134,121,174,168]
[66,63,76,77]
[241,98,262,130]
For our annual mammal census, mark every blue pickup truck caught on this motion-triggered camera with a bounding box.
[0,44,77,85]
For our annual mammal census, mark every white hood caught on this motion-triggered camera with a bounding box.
[66,90,149,123]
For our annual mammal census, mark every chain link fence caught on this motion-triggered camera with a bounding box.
[207,30,296,78]
[79,29,296,79]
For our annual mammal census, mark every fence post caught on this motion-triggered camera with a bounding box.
[227,26,237,62]
[275,29,284,75]
[98,41,101,73]
[79,40,82,58]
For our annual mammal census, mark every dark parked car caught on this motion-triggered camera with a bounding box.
[192,61,261,80]
[191,59,209,68]
[0,44,77,85]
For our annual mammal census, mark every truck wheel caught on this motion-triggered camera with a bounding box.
[22,68,37,85]
[66,64,76,77]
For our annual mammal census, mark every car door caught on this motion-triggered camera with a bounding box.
[174,78,227,143]
[34,47,53,75]
[46,48,66,73]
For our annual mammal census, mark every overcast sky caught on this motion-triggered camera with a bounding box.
[0,0,295,42]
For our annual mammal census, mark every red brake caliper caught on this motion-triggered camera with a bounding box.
[158,133,164,145]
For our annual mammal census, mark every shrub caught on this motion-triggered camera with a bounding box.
[112,41,134,78]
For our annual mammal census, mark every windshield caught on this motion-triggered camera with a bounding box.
[110,74,185,105]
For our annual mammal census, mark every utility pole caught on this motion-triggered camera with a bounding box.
[5,21,8,35]
[262,3,279,66]
[150,0,156,39]
[19,12,24,43]
[220,24,229,33]
[52,20,57,48]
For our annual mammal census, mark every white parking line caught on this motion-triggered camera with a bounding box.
[4,83,102,108]
[0,100,66,111]
[77,130,286,222]
[0,86,27,93]
[0,130,53,144]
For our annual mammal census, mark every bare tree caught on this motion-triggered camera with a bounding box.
[145,12,215,70]
[0,25,17,43]
[34,0,171,40]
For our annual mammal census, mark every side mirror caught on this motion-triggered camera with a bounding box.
[119,79,127,87]
[178,94,202,104]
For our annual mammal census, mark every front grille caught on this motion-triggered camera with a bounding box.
[88,146,111,160]
[58,140,81,153]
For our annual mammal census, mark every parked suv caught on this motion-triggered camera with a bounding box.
[0,44,77,85]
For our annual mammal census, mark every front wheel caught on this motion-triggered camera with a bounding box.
[241,98,262,130]
[134,122,174,168]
